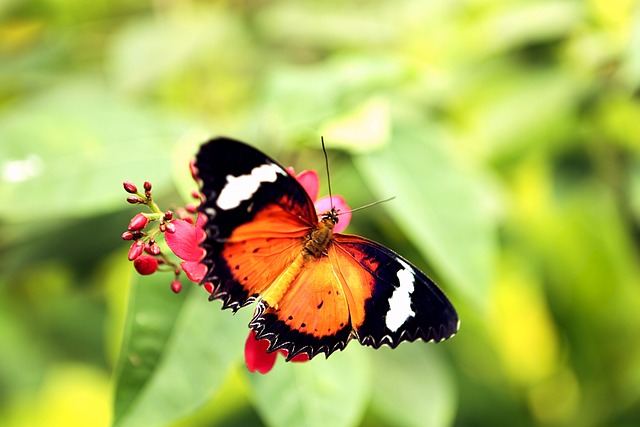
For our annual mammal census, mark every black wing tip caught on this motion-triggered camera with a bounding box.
[357,317,460,349]
[204,279,256,313]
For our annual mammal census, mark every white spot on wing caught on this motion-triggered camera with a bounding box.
[385,259,416,332]
[216,163,283,210]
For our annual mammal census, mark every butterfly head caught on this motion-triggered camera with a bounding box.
[320,207,339,228]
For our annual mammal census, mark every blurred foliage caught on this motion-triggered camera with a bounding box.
[1,0,640,426]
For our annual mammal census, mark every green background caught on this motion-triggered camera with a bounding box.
[1,0,640,426]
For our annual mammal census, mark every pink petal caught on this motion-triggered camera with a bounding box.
[277,349,310,363]
[314,195,351,233]
[180,261,207,283]
[165,219,206,262]
[245,330,278,374]
[195,212,207,230]
[295,170,319,201]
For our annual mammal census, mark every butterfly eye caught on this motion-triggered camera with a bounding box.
[321,210,339,224]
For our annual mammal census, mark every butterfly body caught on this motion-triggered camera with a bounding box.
[195,137,459,360]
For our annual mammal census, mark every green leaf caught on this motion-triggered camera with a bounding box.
[247,347,371,427]
[0,79,186,223]
[354,123,497,309]
[112,274,248,427]
[369,346,457,427]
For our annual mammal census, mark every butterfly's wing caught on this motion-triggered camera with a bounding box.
[249,242,373,360]
[249,234,458,360]
[333,234,459,348]
[195,137,317,311]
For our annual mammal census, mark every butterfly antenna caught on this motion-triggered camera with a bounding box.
[338,196,396,216]
[321,136,334,209]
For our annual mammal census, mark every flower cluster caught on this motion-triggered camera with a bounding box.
[120,179,203,293]
[121,166,351,374]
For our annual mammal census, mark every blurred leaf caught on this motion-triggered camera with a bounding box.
[320,96,391,152]
[0,79,186,223]
[107,10,251,95]
[462,1,582,57]
[355,123,497,308]
[630,159,640,223]
[619,6,640,91]
[113,274,247,427]
[3,364,112,427]
[0,279,49,396]
[450,68,581,162]
[255,2,396,49]
[259,56,406,137]
[247,348,371,427]
[369,346,457,427]
[488,257,559,386]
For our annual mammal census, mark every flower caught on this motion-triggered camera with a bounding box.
[164,213,208,283]
[288,168,352,233]
[245,330,309,374]
[245,168,351,374]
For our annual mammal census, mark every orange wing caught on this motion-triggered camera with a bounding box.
[206,202,312,310]
[250,243,376,360]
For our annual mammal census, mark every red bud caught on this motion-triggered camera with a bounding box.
[123,181,138,194]
[171,280,182,293]
[128,213,149,231]
[127,196,145,204]
[189,160,198,181]
[128,241,145,261]
[148,243,161,255]
[122,231,134,240]
[134,255,159,275]
[144,181,152,191]
[164,210,174,221]
[203,282,214,294]
[186,203,198,214]
[165,222,176,233]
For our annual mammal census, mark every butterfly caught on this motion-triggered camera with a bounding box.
[195,137,459,361]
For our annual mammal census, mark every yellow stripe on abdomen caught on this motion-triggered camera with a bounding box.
[261,252,307,309]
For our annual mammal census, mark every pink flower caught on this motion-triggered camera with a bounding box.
[245,168,351,374]
[288,168,351,233]
[165,213,208,282]
[245,330,309,374]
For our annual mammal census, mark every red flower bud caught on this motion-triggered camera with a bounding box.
[128,213,149,231]
[127,196,144,204]
[189,160,198,181]
[165,222,176,233]
[123,181,138,194]
[203,282,214,294]
[144,181,152,192]
[186,203,198,214]
[148,243,161,255]
[171,280,182,293]
[164,210,173,221]
[191,190,201,199]
[134,255,159,275]
[122,231,134,240]
[128,241,145,261]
